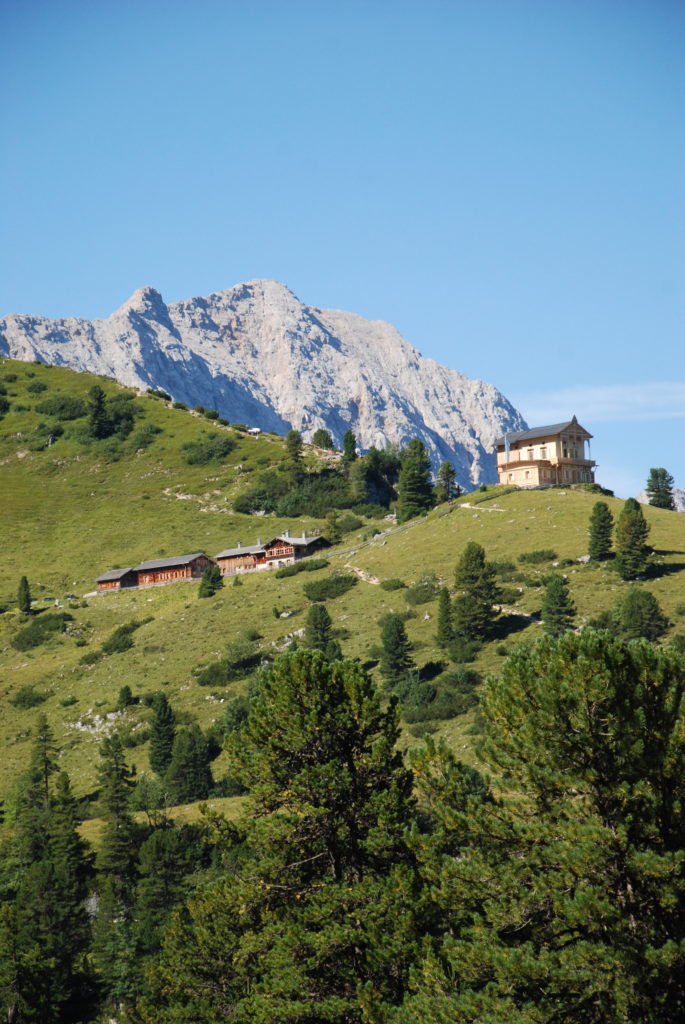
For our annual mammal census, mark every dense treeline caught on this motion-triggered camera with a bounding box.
[2,629,684,1023]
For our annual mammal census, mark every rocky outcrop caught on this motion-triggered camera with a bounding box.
[0,279,526,487]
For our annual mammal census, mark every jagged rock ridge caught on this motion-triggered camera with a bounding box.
[0,279,526,487]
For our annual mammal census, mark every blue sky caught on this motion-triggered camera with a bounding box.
[2,0,683,498]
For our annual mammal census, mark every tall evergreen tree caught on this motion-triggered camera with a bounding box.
[435,587,454,648]
[614,497,651,580]
[541,574,576,637]
[198,564,223,597]
[452,541,500,641]
[379,614,415,688]
[646,467,676,510]
[87,384,110,439]
[139,651,419,1024]
[285,428,304,483]
[304,603,342,661]
[612,586,670,641]
[311,427,334,449]
[164,725,213,805]
[342,428,357,463]
[396,439,434,523]
[399,632,685,1023]
[434,460,459,504]
[17,574,31,614]
[588,500,613,560]
[149,693,176,776]
[96,733,137,884]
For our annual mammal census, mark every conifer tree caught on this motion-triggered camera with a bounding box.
[612,586,670,641]
[379,614,415,688]
[304,603,342,661]
[452,541,500,640]
[541,574,576,637]
[164,725,213,805]
[342,428,357,463]
[399,632,685,1023]
[139,650,418,1023]
[646,467,676,510]
[614,497,651,580]
[396,439,434,523]
[97,733,137,884]
[149,693,176,775]
[434,460,459,504]
[312,427,334,449]
[17,574,31,614]
[198,564,223,597]
[435,587,454,648]
[87,384,110,439]
[588,500,613,560]
[286,428,304,483]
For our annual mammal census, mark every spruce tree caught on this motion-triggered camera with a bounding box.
[379,614,415,688]
[614,497,651,580]
[396,439,434,523]
[312,427,334,449]
[612,586,670,641]
[434,460,458,504]
[342,428,357,463]
[198,564,223,597]
[97,733,137,884]
[139,651,418,1024]
[286,428,304,483]
[646,467,676,510]
[541,574,576,637]
[149,693,176,775]
[17,575,31,614]
[435,587,454,648]
[164,725,213,804]
[304,603,342,661]
[588,500,613,560]
[452,541,500,641]
[87,384,111,439]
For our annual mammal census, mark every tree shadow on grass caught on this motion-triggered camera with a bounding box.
[491,611,539,642]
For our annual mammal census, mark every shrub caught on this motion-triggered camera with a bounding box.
[405,575,440,606]
[446,634,480,664]
[131,422,163,448]
[402,690,469,723]
[203,408,220,420]
[274,558,329,579]
[34,394,87,420]
[396,676,436,706]
[519,549,558,565]
[172,401,188,410]
[26,380,48,394]
[101,618,148,655]
[147,388,171,400]
[10,686,48,709]
[182,435,235,465]
[79,648,103,666]
[380,578,406,591]
[490,559,517,580]
[303,574,358,602]
[12,612,73,651]
[0,397,11,415]
[336,513,363,535]
[59,695,78,707]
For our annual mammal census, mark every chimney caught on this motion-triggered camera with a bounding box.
[257,537,262,546]
[284,529,290,538]
[237,542,241,549]
[302,531,306,540]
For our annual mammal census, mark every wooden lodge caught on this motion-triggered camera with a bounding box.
[95,568,138,593]
[216,531,329,577]
[134,553,216,587]
[494,416,596,489]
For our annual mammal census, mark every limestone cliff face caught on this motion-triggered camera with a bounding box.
[0,279,526,487]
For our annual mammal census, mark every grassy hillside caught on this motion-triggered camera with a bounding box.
[2,358,685,806]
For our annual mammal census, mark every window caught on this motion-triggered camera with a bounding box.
[540,446,547,459]
[527,448,534,460]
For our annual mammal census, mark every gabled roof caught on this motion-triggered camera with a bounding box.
[96,567,135,583]
[493,416,591,448]
[134,552,209,571]
[285,535,328,548]
[216,544,265,559]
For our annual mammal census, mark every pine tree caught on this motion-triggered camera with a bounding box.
[434,460,459,504]
[312,427,334,449]
[17,575,31,614]
[87,384,111,439]
[646,467,676,510]
[198,564,223,597]
[452,541,500,641]
[304,603,342,661]
[399,632,685,1023]
[342,428,357,463]
[139,651,419,1023]
[612,586,670,641]
[541,574,576,637]
[614,497,651,580]
[286,428,304,483]
[435,588,454,648]
[379,614,415,688]
[396,439,434,523]
[149,693,176,775]
[164,725,213,805]
[588,499,613,560]
[97,733,137,884]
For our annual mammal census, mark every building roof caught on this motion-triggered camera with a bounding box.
[96,567,135,583]
[216,544,265,559]
[134,553,210,571]
[493,416,592,448]
[216,534,328,559]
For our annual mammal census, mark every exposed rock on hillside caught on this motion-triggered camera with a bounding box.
[0,279,526,487]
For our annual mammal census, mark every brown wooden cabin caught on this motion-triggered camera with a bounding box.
[134,552,215,587]
[96,568,138,593]
[216,531,329,576]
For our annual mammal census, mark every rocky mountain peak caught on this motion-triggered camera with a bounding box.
[0,280,527,487]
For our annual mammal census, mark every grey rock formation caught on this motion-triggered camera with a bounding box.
[1,279,526,487]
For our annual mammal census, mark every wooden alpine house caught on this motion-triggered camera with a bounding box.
[95,568,138,594]
[134,552,215,587]
[216,530,329,577]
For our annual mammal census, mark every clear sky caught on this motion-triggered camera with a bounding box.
[2,0,683,498]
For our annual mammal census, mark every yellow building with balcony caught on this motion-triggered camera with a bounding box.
[494,416,595,488]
